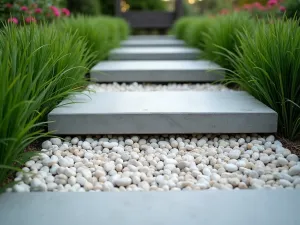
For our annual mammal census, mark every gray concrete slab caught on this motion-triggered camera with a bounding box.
[0,190,299,225]
[90,60,224,83]
[128,35,176,40]
[48,91,277,134]
[121,39,185,47]
[109,47,200,60]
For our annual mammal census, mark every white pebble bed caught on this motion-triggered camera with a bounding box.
[10,134,300,193]
[87,82,233,92]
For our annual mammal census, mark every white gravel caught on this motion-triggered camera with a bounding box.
[10,134,300,192]
[87,82,233,92]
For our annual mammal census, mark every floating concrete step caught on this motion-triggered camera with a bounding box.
[109,47,200,60]
[1,190,299,225]
[128,35,176,40]
[48,91,277,134]
[121,39,185,47]
[90,60,223,83]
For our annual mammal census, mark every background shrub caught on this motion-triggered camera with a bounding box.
[183,0,197,16]
[285,0,300,20]
[226,18,300,140]
[126,0,166,11]
[202,12,255,70]
[66,0,101,15]
[0,23,92,187]
[99,0,114,15]
[98,0,167,15]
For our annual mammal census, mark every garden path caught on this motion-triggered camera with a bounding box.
[48,35,277,134]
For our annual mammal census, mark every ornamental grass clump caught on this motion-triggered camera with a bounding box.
[100,17,124,50]
[203,12,255,70]
[173,17,198,40]
[57,16,129,64]
[56,16,110,63]
[0,23,92,188]
[226,18,300,140]
[114,17,130,40]
[183,16,213,49]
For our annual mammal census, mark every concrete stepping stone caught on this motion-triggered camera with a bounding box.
[109,47,200,60]
[121,39,185,47]
[48,91,277,134]
[128,35,176,40]
[1,190,299,225]
[90,60,223,83]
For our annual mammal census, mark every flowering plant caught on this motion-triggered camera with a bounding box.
[1,0,70,25]
[219,0,286,18]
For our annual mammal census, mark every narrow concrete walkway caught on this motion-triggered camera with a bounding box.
[48,35,278,134]
[2,35,289,225]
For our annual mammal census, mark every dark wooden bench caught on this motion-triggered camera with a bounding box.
[115,0,183,33]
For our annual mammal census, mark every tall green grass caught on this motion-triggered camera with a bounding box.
[114,17,130,40]
[0,16,129,188]
[173,17,198,40]
[225,18,300,140]
[101,17,123,50]
[183,17,212,49]
[56,16,130,64]
[0,23,92,187]
[203,13,255,70]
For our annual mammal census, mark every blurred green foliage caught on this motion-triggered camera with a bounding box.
[285,0,300,20]
[66,0,101,15]
[126,0,166,11]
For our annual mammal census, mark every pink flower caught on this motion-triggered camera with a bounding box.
[6,3,13,8]
[20,6,28,11]
[35,8,42,13]
[50,6,60,17]
[25,16,37,23]
[8,17,18,24]
[61,8,70,16]
[279,5,286,12]
[268,0,278,6]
